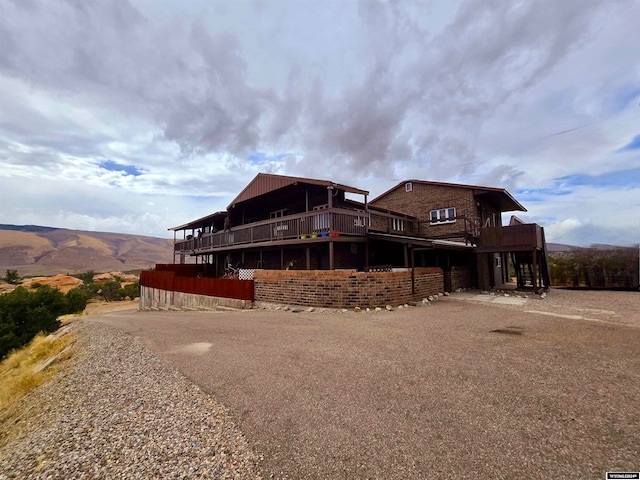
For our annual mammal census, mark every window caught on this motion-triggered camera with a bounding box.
[392,218,405,231]
[405,182,413,192]
[270,209,286,219]
[430,207,456,224]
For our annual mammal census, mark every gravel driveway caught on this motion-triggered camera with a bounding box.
[1,289,639,479]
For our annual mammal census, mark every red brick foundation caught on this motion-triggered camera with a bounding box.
[254,268,443,309]
[445,265,474,291]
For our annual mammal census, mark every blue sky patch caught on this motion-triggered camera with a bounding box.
[516,188,573,201]
[555,168,640,188]
[608,85,640,113]
[100,160,142,176]
[247,152,287,164]
[619,134,640,151]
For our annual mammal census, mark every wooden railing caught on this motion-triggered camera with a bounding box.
[478,224,544,250]
[174,208,370,253]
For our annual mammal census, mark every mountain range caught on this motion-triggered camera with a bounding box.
[0,225,174,277]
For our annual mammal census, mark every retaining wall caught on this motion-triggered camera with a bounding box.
[139,286,252,311]
[254,268,443,309]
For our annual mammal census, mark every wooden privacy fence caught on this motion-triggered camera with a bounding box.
[140,269,254,301]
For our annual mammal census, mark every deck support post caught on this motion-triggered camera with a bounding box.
[329,241,334,270]
[306,247,311,270]
[532,249,538,293]
[365,241,369,269]
[410,247,415,294]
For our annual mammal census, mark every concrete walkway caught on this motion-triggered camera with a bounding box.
[442,290,529,306]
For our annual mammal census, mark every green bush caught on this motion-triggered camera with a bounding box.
[4,270,20,284]
[74,282,101,300]
[117,281,139,300]
[0,285,81,359]
[74,270,96,285]
[65,288,88,313]
[100,281,122,302]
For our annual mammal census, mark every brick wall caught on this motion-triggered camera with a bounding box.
[371,182,502,239]
[254,267,443,309]
[445,265,474,291]
[372,182,476,238]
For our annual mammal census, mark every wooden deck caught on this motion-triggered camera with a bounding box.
[476,224,545,252]
[174,208,373,254]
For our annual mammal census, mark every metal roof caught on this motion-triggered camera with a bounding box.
[168,211,227,231]
[228,173,369,208]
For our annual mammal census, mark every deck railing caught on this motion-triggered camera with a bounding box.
[174,208,370,253]
[478,224,544,250]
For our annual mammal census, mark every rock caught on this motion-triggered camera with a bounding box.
[306,307,315,312]
[385,305,393,311]
[443,292,449,296]
[398,305,403,310]
[481,290,490,295]
[375,307,382,312]
[540,292,547,299]
[404,303,410,308]
[291,308,303,313]
[341,308,348,313]
[504,293,510,297]
[428,295,435,302]
[283,306,290,311]
[366,308,370,312]
[354,306,361,313]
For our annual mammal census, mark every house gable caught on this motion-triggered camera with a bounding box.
[228,173,368,209]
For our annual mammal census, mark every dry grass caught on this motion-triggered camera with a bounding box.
[0,332,75,412]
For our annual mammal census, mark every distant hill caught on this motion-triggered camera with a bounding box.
[0,225,174,277]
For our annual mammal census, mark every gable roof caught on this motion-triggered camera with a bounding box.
[228,173,369,208]
[371,179,527,213]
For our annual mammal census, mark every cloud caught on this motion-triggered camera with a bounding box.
[0,0,639,245]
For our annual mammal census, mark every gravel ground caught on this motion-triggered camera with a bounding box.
[1,288,638,479]
[0,321,261,480]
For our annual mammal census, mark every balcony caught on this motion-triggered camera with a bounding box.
[476,224,545,252]
[174,208,371,254]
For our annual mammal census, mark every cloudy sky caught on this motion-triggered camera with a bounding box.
[1,0,639,246]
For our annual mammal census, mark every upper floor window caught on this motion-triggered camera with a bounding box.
[430,207,456,225]
[270,209,286,219]
[405,182,413,192]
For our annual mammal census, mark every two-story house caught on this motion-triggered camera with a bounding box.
[170,173,549,292]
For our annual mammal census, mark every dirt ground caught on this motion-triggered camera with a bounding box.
[94,288,640,479]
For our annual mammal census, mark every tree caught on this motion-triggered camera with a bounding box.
[0,285,68,359]
[4,269,20,284]
[100,281,122,302]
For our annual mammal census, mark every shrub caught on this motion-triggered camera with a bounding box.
[0,285,80,360]
[4,270,20,284]
[73,270,96,285]
[65,288,88,313]
[101,281,122,302]
[117,281,140,300]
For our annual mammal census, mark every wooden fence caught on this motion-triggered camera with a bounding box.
[140,268,254,301]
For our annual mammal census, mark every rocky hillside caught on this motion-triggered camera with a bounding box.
[0,225,174,276]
